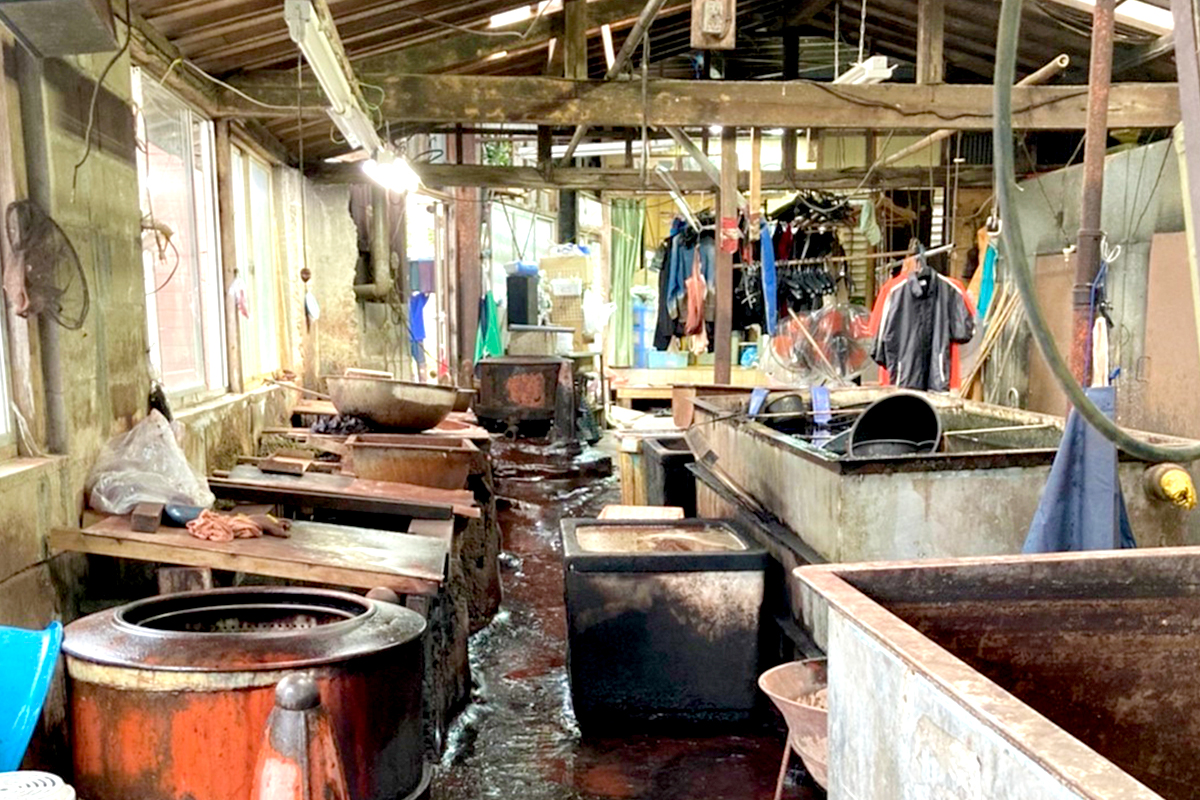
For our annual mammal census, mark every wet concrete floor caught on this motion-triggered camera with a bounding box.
[434,440,825,800]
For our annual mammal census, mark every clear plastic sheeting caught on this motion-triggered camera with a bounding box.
[86,410,214,515]
[765,303,874,385]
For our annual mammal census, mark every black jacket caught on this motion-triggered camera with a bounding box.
[871,267,975,391]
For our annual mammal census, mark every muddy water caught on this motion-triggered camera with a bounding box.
[434,440,824,800]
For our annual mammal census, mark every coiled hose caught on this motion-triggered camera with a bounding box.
[993,0,1200,461]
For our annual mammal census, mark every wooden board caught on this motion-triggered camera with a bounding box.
[51,516,448,596]
[209,471,480,519]
[293,399,339,416]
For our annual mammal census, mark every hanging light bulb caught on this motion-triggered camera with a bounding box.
[362,147,422,194]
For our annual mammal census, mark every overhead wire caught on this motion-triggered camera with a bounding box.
[73,0,133,194]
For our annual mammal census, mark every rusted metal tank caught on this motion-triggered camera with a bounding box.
[63,587,427,800]
[475,356,575,440]
[560,518,767,732]
[345,434,480,489]
[796,549,1200,799]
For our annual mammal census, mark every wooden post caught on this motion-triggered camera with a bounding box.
[215,120,245,394]
[454,134,481,388]
[715,126,738,385]
[158,567,214,594]
[781,30,799,176]
[564,0,589,80]
[917,0,946,85]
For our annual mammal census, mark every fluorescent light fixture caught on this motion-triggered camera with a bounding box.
[1044,0,1171,34]
[284,0,381,152]
[489,0,561,29]
[486,50,510,61]
[363,148,423,195]
[833,55,894,85]
[514,140,678,159]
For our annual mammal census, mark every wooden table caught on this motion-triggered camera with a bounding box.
[50,515,451,596]
[208,469,480,520]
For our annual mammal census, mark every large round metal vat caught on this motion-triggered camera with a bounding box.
[63,587,426,800]
[326,375,456,431]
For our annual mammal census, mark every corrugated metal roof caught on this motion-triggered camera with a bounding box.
[130,0,1176,160]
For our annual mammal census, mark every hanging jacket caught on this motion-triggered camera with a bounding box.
[871,267,976,391]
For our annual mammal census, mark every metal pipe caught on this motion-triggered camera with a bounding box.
[15,46,67,453]
[354,185,392,300]
[1072,0,1116,384]
[877,54,1070,170]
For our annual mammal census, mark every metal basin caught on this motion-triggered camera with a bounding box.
[758,659,829,789]
[326,376,456,431]
[346,434,479,489]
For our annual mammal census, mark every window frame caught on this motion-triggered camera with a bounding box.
[134,70,228,405]
[231,145,283,381]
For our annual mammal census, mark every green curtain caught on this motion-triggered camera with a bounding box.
[610,198,645,368]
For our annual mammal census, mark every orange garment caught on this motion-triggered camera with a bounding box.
[868,257,976,390]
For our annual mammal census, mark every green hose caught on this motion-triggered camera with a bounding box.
[994,0,1200,461]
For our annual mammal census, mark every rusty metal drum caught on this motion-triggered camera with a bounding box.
[63,587,427,800]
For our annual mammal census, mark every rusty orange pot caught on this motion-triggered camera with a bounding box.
[63,588,426,800]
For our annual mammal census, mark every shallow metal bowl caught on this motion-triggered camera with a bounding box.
[326,376,457,431]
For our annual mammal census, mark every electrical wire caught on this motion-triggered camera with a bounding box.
[73,0,133,194]
[995,0,1200,461]
[179,58,318,111]
[809,79,1090,122]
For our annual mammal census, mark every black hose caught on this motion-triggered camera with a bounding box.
[993,0,1200,462]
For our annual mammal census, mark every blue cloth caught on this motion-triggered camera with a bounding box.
[409,292,428,342]
[761,220,778,335]
[665,222,715,317]
[1023,386,1136,554]
[811,386,832,447]
[978,245,997,319]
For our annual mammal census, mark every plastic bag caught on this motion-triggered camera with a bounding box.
[86,410,215,515]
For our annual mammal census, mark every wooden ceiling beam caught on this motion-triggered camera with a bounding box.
[310,162,996,190]
[218,74,1181,131]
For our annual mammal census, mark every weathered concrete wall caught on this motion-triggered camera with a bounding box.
[0,35,298,772]
[277,172,359,382]
[1001,138,1186,430]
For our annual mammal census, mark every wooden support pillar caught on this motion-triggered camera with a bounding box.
[715,126,738,385]
[917,0,946,85]
[214,120,245,394]
[781,30,800,175]
[454,133,481,387]
[564,0,589,80]
[537,126,553,167]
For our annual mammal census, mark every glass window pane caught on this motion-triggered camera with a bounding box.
[138,82,206,392]
[250,160,278,372]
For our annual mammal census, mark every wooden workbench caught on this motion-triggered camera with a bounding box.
[609,366,775,407]
[50,515,452,596]
[208,469,480,519]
